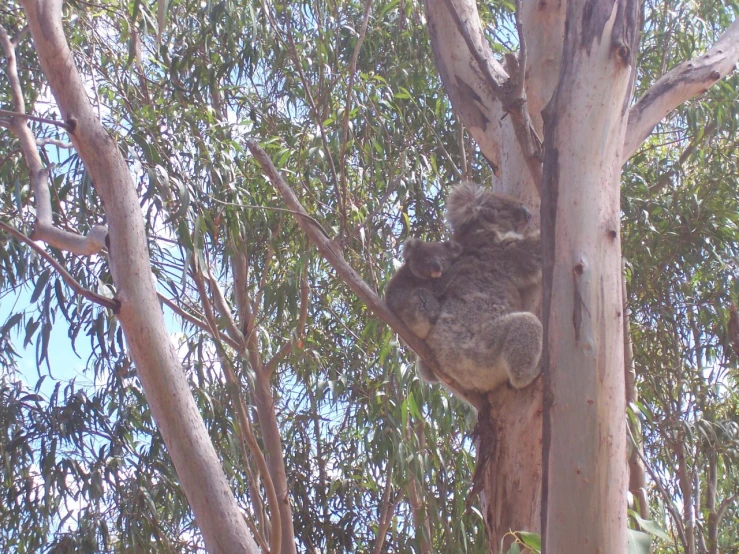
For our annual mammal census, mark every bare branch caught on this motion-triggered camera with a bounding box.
[716,493,738,526]
[38,138,74,149]
[624,19,739,161]
[246,139,483,409]
[0,108,71,130]
[0,220,118,311]
[192,262,282,554]
[207,269,246,348]
[157,293,241,352]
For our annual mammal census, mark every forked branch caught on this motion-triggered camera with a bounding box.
[438,0,542,190]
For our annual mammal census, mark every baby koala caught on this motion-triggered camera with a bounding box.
[385,237,462,341]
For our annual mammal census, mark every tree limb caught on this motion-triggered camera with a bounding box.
[623,19,739,162]
[192,261,282,554]
[436,0,542,189]
[18,0,258,550]
[0,25,107,256]
[245,139,483,409]
[264,272,309,377]
[0,220,118,311]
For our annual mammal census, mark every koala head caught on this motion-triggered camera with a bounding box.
[402,238,463,280]
[447,181,532,238]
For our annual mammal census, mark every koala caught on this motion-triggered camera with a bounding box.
[385,237,463,344]
[419,181,542,392]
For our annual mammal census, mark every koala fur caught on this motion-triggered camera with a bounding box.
[420,181,542,392]
[385,238,463,343]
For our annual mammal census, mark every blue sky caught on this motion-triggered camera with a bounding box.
[1,283,94,395]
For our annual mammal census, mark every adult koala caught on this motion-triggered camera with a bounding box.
[419,182,542,393]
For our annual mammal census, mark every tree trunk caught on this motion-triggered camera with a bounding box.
[20,1,258,551]
[540,1,638,551]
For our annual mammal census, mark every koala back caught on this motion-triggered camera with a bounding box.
[424,182,542,393]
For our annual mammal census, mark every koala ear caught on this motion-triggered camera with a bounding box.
[402,237,421,258]
[445,240,463,257]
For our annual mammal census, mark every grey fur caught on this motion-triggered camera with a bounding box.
[385,238,463,382]
[421,182,542,393]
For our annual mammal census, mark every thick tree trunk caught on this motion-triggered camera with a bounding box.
[20,1,258,552]
[540,1,638,551]
[424,0,562,547]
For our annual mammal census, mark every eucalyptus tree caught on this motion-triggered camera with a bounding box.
[1,0,738,554]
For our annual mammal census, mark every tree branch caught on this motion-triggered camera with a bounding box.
[0,220,118,311]
[0,25,107,256]
[623,19,739,162]
[192,261,282,554]
[18,0,258,549]
[157,293,241,352]
[437,0,542,189]
[245,139,483,409]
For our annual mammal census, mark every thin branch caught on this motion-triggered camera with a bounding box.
[373,466,397,554]
[246,139,483,409]
[623,19,739,162]
[37,138,74,149]
[192,261,282,554]
[716,493,738,525]
[338,0,373,217]
[0,220,118,310]
[157,293,241,351]
[633,435,687,546]
[0,108,71,130]
[439,0,542,190]
[208,269,246,348]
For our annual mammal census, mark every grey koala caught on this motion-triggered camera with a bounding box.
[385,237,463,343]
[419,181,542,392]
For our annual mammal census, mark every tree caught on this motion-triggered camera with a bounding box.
[1,0,738,553]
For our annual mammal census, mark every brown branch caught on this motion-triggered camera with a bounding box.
[157,293,241,352]
[264,272,310,376]
[192,261,282,554]
[0,108,71,131]
[245,139,483,409]
[716,493,738,527]
[208,269,246,348]
[439,0,542,191]
[633,436,687,546]
[220,354,282,554]
[0,220,118,310]
[373,467,398,554]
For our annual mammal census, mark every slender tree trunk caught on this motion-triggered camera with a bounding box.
[20,1,257,551]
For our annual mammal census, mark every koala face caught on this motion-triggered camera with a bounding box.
[447,181,532,237]
[403,238,463,280]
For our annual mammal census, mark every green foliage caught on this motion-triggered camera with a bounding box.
[1,0,738,552]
